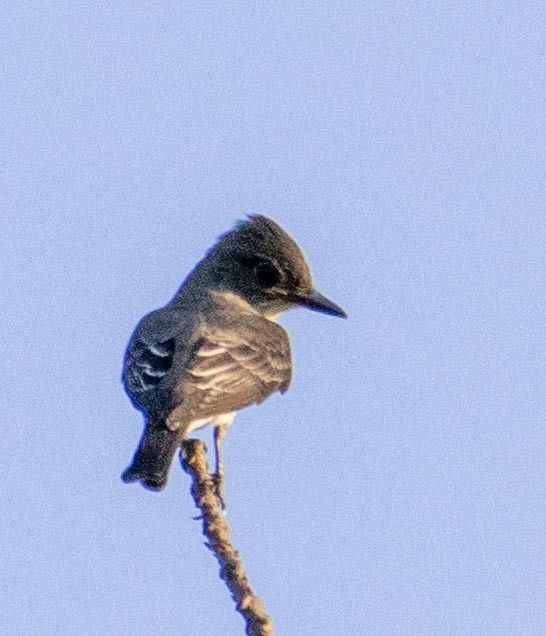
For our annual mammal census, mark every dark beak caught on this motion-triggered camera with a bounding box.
[294,289,347,318]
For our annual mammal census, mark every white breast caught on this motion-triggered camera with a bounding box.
[186,411,236,434]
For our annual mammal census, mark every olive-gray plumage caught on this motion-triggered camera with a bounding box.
[122,215,346,491]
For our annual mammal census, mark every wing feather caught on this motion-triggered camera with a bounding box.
[185,323,291,413]
[124,337,176,394]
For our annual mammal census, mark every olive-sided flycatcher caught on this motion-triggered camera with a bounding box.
[122,215,346,492]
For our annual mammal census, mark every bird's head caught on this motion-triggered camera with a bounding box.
[199,215,347,319]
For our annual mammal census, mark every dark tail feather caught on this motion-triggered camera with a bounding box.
[122,424,181,492]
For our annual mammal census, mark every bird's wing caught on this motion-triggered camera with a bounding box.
[124,336,176,393]
[176,317,292,420]
[122,308,187,413]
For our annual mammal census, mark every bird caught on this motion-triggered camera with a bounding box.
[121,215,346,494]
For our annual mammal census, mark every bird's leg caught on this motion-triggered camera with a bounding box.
[212,424,228,511]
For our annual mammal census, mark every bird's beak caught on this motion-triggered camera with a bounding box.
[294,289,347,318]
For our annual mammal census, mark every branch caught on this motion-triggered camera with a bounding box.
[180,439,274,636]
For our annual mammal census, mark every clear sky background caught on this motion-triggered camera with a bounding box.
[2,3,545,635]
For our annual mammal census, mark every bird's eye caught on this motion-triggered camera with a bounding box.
[254,262,280,288]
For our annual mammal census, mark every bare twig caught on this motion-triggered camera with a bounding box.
[180,439,274,636]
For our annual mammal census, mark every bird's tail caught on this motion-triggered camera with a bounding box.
[121,422,181,492]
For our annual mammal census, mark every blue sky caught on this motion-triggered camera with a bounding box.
[2,3,545,635]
